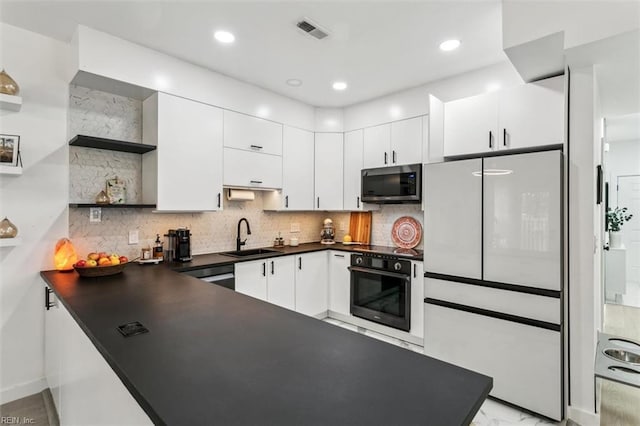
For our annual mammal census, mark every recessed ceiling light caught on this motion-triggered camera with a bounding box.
[439,39,460,52]
[332,81,348,91]
[286,79,302,87]
[214,30,235,44]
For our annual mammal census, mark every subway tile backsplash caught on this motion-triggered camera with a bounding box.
[67,85,424,258]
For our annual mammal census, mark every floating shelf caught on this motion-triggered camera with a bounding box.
[0,237,22,247]
[0,165,23,175]
[0,93,22,111]
[69,135,156,154]
[69,203,157,209]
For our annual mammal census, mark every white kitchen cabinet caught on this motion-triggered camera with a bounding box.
[390,117,423,166]
[343,129,364,210]
[443,76,564,157]
[44,284,152,425]
[223,148,283,189]
[266,256,296,310]
[223,110,283,156]
[142,92,223,211]
[295,252,329,317]
[265,127,314,210]
[483,151,562,291]
[363,123,391,168]
[424,302,561,420]
[444,92,499,157]
[424,159,483,279]
[409,261,424,339]
[234,260,268,301]
[328,251,351,317]
[314,133,344,211]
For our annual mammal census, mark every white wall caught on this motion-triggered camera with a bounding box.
[0,23,70,403]
[606,139,640,205]
[73,25,316,131]
[344,61,523,131]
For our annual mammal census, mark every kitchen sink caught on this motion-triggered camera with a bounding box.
[221,248,282,258]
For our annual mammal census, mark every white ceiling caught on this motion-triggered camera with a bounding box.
[0,1,507,107]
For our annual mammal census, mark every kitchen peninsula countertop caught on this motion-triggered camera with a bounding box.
[40,246,490,426]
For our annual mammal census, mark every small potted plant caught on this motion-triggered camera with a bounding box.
[607,207,633,248]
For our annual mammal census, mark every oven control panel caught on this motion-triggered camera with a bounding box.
[350,253,411,275]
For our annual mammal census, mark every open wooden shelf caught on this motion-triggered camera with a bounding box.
[69,135,156,154]
[0,93,22,111]
[69,203,157,209]
[0,237,22,247]
[0,165,23,175]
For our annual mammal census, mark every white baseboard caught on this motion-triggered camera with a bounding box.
[0,378,47,405]
[567,405,600,426]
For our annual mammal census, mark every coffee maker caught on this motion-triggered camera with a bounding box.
[166,228,192,262]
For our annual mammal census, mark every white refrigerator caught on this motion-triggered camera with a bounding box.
[423,150,563,421]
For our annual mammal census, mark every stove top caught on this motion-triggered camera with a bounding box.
[355,245,422,258]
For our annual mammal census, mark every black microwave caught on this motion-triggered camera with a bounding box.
[361,164,422,204]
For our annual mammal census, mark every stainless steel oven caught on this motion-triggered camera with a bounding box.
[349,253,411,331]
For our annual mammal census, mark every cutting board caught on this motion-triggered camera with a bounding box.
[349,212,372,245]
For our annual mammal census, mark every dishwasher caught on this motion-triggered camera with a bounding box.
[182,264,235,290]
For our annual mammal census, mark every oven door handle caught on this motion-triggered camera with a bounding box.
[348,266,410,281]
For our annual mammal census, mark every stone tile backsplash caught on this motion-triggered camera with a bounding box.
[67,85,424,258]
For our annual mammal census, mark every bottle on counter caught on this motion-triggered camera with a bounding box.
[153,234,163,259]
[141,245,152,260]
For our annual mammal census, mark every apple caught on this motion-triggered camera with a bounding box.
[98,252,108,259]
[119,256,128,264]
[109,255,120,265]
[75,259,87,268]
[87,252,100,261]
[98,257,111,266]
[86,259,97,267]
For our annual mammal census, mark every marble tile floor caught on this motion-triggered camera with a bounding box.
[321,318,564,426]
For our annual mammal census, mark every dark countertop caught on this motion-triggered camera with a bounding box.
[170,242,423,272]
[41,253,490,426]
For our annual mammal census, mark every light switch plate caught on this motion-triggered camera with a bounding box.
[128,230,139,245]
[290,223,300,233]
[89,207,102,223]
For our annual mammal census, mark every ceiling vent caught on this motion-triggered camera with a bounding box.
[296,18,329,40]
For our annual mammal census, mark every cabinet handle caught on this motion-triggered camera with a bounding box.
[271,261,274,275]
[45,287,56,310]
[262,262,266,276]
[298,258,302,270]
[317,197,320,209]
[217,193,221,208]
[357,196,360,209]
[503,128,507,147]
[489,131,493,149]
[384,152,388,165]
[285,195,289,208]
[250,144,263,150]
[334,254,345,258]
[413,264,417,278]
[250,180,263,184]
[392,150,397,164]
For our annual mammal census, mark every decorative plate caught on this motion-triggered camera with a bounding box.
[391,216,422,249]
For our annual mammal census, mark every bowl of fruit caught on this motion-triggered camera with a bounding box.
[74,252,130,277]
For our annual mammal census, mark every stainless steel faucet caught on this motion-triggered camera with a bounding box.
[236,218,251,251]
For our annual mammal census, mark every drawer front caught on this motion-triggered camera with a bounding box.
[425,278,560,325]
[224,148,283,189]
[223,110,283,156]
[424,303,562,420]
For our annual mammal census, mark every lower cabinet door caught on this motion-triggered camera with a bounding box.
[424,302,562,421]
[234,260,268,301]
[267,256,295,310]
[295,252,328,317]
[328,251,351,316]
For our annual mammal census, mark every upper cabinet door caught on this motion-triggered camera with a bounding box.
[424,159,482,279]
[223,110,283,156]
[149,93,223,211]
[223,148,283,189]
[391,117,423,166]
[498,76,565,150]
[444,93,499,157]
[343,129,364,210]
[282,127,314,210]
[314,133,344,211]
[483,150,562,291]
[363,123,391,168]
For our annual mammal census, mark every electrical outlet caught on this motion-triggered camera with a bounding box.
[89,207,102,223]
[339,221,347,231]
[128,230,139,245]
[290,223,301,233]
